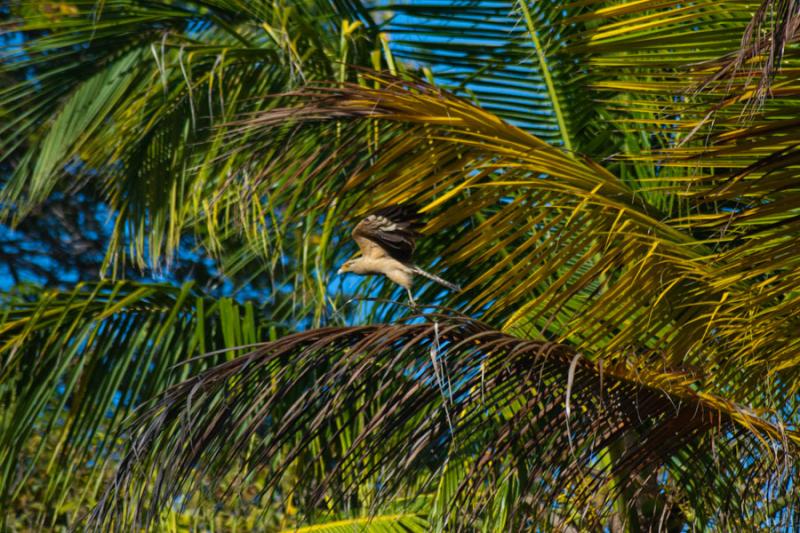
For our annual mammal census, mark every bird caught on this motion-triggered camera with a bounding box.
[337,204,460,306]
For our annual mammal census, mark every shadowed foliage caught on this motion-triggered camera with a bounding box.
[90,317,798,531]
[0,281,284,524]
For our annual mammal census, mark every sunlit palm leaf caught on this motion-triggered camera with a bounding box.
[372,1,601,152]
[229,75,800,408]
[571,0,800,174]
[280,512,429,532]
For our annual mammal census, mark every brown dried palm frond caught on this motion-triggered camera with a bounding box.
[698,0,800,110]
[88,317,798,531]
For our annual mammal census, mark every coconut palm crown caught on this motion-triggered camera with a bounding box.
[2,1,800,530]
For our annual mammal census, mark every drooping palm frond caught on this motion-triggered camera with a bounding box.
[0,281,284,527]
[560,3,800,391]
[569,0,800,166]
[88,318,799,531]
[4,1,800,529]
[227,74,800,408]
[1,0,380,274]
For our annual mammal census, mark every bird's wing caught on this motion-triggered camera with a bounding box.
[352,204,423,263]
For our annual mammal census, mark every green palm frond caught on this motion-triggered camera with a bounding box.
[570,0,800,165]
[229,75,800,405]
[280,512,429,532]
[556,0,800,233]
[1,0,379,272]
[372,1,599,152]
[0,281,279,525]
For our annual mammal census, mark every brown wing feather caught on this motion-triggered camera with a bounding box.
[352,233,384,259]
[352,204,423,263]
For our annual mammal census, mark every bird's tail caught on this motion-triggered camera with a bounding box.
[411,266,461,292]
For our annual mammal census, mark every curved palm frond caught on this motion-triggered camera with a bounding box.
[0,281,283,526]
[89,318,799,531]
[562,3,800,395]
[227,75,800,406]
[1,0,379,274]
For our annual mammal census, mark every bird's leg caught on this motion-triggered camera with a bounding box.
[406,287,416,308]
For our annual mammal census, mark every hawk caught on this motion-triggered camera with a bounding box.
[337,204,460,305]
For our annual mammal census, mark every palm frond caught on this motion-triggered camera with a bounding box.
[280,512,429,532]
[1,0,379,273]
[89,318,798,531]
[0,281,278,526]
[699,0,800,107]
[372,1,601,152]
[227,75,800,409]
[569,0,800,164]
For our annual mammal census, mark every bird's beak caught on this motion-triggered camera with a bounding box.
[337,267,344,275]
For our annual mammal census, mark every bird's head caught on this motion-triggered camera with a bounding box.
[337,259,358,275]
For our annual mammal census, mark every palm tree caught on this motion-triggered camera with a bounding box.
[2,0,799,530]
